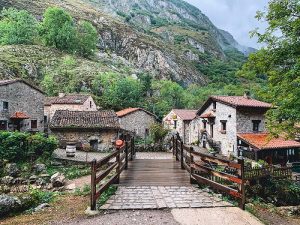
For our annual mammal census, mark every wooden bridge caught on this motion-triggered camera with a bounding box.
[90,135,246,211]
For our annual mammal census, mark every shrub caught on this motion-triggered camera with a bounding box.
[150,124,169,145]
[0,132,58,162]
[0,8,38,45]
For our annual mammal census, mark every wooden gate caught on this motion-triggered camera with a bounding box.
[172,135,245,210]
[90,136,135,210]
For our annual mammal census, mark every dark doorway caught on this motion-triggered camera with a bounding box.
[0,120,7,130]
[90,140,99,151]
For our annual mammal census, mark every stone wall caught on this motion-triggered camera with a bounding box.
[45,96,97,123]
[0,82,44,132]
[199,102,237,156]
[51,129,119,152]
[236,110,267,133]
[119,110,157,138]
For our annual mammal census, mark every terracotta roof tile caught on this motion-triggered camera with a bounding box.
[10,111,30,119]
[116,108,157,118]
[45,94,90,105]
[50,110,119,129]
[172,109,197,121]
[200,111,215,118]
[238,133,300,150]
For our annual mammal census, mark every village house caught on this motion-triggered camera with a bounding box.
[195,94,300,164]
[0,79,44,132]
[44,93,97,127]
[50,110,120,151]
[116,108,158,138]
[163,109,197,144]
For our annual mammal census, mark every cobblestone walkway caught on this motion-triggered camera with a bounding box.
[100,186,232,210]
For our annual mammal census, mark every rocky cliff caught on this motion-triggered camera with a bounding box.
[0,0,252,86]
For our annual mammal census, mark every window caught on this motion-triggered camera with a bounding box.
[90,101,92,108]
[213,101,216,111]
[202,120,207,129]
[220,120,227,133]
[252,120,261,132]
[0,120,7,130]
[31,120,37,129]
[3,101,8,111]
[174,120,177,129]
[44,116,48,123]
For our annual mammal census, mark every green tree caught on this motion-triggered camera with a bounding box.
[0,8,38,45]
[39,7,77,53]
[76,20,98,57]
[239,0,300,137]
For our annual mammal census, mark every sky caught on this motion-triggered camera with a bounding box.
[185,0,269,49]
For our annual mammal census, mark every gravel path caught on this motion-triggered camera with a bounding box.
[52,210,180,225]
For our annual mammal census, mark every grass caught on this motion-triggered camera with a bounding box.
[46,164,90,180]
[97,186,118,207]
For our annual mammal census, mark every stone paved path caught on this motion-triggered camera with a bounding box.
[101,186,231,210]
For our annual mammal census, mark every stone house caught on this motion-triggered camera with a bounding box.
[195,95,300,163]
[44,93,97,127]
[163,109,197,144]
[50,110,120,151]
[0,79,44,132]
[116,108,158,138]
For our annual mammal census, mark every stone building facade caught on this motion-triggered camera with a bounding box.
[196,95,272,156]
[163,109,197,144]
[0,79,44,132]
[116,108,158,138]
[50,110,120,151]
[44,93,97,123]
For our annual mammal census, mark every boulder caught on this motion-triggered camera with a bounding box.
[39,173,51,182]
[5,163,19,177]
[34,164,46,174]
[34,203,50,212]
[29,175,38,184]
[36,178,46,186]
[1,176,14,185]
[0,194,21,216]
[50,172,65,187]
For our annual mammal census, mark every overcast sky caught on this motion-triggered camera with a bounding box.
[185,0,269,48]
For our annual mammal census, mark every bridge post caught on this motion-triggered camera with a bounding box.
[238,158,245,210]
[130,137,133,161]
[190,147,197,184]
[180,141,184,169]
[172,136,175,156]
[125,141,128,170]
[116,147,120,184]
[175,138,179,161]
[90,159,97,211]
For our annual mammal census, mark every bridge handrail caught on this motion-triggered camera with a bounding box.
[90,136,135,210]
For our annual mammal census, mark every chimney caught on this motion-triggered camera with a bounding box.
[244,91,251,99]
[58,93,65,98]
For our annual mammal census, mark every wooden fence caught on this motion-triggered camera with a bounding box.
[172,135,245,210]
[90,136,135,210]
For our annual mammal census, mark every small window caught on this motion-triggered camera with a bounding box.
[0,120,7,130]
[90,101,92,108]
[174,120,177,129]
[252,120,261,132]
[44,116,48,123]
[213,102,216,111]
[3,101,8,110]
[202,120,207,129]
[221,120,227,132]
[31,120,37,129]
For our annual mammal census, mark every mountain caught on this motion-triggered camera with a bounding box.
[0,0,251,87]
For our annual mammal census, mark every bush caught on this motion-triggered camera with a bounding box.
[150,124,169,145]
[0,8,38,45]
[246,178,300,206]
[0,132,58,162]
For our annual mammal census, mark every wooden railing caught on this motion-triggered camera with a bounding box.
[244,166,292,180]
[172,135,245,210]
[90,136,135,210]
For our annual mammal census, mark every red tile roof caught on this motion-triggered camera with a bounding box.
[197,95,272,115]
[50,110,119,129]
[200,111,215,118]
[10,112,30,119]
[237,133,300,150]
[172,109,197,121]
[0,79,44,93]
[116,108,157,119]
[45,94,90,106]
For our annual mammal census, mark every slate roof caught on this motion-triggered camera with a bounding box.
[116,108,158,119]
[50,110,120,129]
[197,96,272,115]
[0,79,44,94]
[45,94,90,106]
[237,133,300,150]
[172,109,197,121]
